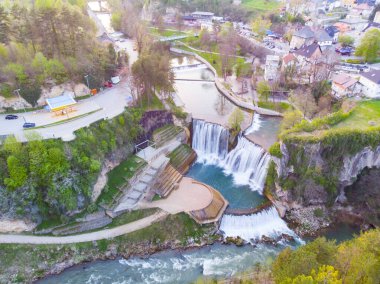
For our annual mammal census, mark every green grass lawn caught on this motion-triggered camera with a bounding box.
[177,45,245,76]
[96,155,146,207]
[108,208,158,228]
[149,27,186,38]
[258,100,291,113]
[242,0,281,11]
[334,100,380,130]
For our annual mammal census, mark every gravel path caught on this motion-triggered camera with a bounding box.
[0,211,168,244]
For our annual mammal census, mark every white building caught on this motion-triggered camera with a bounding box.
[359,70,380,98]
[374,11,380,24]
[264,55,280,81]
[331,73,359,99]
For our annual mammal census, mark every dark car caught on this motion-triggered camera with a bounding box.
[23,122,36,128]
[5,114,18,120]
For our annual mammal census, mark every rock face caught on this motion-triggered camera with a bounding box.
[270,141,380,233]
[0,96,32,111]
[339,146,380,187]
[0,218,36,233]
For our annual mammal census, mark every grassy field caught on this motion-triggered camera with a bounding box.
[96,155,146,207]
[148,27,186,38]
[242,0,281,12]
[258,100,291,113]
[177,45,245,76]
[334,100,380,130]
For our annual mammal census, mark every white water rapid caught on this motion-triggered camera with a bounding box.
[219,207,299,242]
[222,135,271,192]
[192,119,230,163]
[244,113,262,135]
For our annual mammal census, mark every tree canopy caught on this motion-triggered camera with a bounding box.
[355,29,380,63]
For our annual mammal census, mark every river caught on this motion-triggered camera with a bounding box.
[39,9,358,282]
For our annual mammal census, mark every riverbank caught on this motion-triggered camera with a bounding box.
[0,213,218,282]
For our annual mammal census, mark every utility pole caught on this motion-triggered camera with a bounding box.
[14,89,26,123]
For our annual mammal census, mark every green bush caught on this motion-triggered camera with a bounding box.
[269,142,283,158]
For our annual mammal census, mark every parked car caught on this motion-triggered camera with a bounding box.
[5,114,18,120]
[23,122,36,128]
[103,81,113,88]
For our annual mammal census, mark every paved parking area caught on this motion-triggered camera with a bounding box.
[0,81,134,141]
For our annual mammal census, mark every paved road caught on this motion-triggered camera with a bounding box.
[0,80,134,141]
[0,210,168,244]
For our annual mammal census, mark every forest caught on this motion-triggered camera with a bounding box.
[0,109,142,222]
[0,0,121,106]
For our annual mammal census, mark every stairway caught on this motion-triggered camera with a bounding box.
[153,164,183,197]
[112,154,170,213]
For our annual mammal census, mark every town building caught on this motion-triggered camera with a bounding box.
[359,69,380,98]
[325,25,340,42]
[191,11,214,21]
[46,92,77,115]
[331,73,359,98]
[290,26,315,49]
[282,53,299,69]
[264,55,280,81]
[294,43,323,66]
[314,29,333,49]
[374,11,380,23]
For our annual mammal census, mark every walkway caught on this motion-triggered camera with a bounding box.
[170,47,282,117]
[141,177,213,214]
[0,210,168,244]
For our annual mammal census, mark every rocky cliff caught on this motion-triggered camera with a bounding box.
[268,139,380,234]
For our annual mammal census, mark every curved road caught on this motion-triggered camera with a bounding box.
[0,211,168,244]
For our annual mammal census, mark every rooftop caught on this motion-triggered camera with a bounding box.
[46,93,77,111]
[191,11,214,16]
[283,53,297,64]
[361,69,380,84]
[332,73,358,89]
[294,43,321,58]
[293,26,315,39]
[314,29,333,42]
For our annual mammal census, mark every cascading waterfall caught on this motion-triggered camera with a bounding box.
[222,136,271,192]
[244,113,262,135]
[219,207,299,242]
[192,119,229,163]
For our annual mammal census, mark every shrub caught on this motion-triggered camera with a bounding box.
[269,142,283,158]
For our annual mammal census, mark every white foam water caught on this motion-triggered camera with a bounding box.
[219,207,299,242]
[244,113,262,135]
[221,136,271,192]
[192,119,230,164]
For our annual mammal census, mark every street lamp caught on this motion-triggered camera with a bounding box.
[84,75,90,90]
[14,89,26,123]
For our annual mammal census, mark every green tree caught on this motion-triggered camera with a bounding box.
[289,265,342,284]
[251,17,271,39]
[338,35,354,47]
[0,6,10,43]
[111,12,122,31]
[280,110,303,133]
[4,155,28,190]
[355,29,380,62]
[272,238,337,282]
[257,81,271,101]
[228,107,244,132]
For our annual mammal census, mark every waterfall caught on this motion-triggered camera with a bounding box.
[192,119,229,164]
[219,207,299,242]
[244,113,262,135]
[222,136,271,192]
